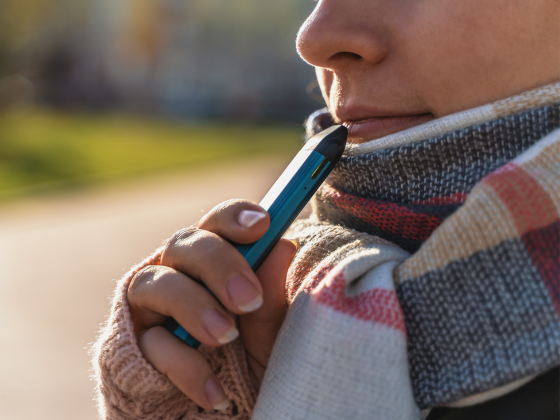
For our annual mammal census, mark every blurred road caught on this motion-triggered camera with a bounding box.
[0,157,291,420]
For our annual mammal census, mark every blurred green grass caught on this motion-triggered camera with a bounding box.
[0,110,303,200]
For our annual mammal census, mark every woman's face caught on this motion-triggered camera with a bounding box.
[297,0,560,143]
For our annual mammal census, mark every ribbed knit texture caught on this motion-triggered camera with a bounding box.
[93,83,560,419]
[254,83,560,419]
[92,248,258,419]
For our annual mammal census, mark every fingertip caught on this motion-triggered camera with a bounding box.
[205,377,229,411]
[233,204,270,242]
[285,239,300,253]
[201,308,239,345]
[237,294,264,313]
[199,200,270,244]
[276,238,299,261]
[139,326,226,410]
[237,209,267,229]
[226,273,264,313]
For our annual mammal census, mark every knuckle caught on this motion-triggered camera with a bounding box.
[168,228,224,256]
[128,265,157,297]
[162,228,203,265]
[166,227,198,249]
[128,265,175,299]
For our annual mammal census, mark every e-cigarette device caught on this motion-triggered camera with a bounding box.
[165,125,347,348]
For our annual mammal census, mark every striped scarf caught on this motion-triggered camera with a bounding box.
[251,84,560,420]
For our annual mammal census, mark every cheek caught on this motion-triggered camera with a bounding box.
[397,2,490,112]
[398,0,553,115]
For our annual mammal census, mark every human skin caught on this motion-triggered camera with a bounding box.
[128,201,296,410]
[297,0,560,143]
[127,0,560,411]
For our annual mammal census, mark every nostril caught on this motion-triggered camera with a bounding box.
[331,51,362,61]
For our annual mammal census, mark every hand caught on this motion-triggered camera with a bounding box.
[127,199,297,411]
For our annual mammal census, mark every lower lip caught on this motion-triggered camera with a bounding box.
[344,114,434,143]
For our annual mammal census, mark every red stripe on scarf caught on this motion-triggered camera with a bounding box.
[315,271,406,333]
[323,185,442,241]
[412,193,468,205]
[484,163,560,313]
[484,163,558,233]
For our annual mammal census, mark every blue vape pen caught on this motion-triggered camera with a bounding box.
[165,125,347,348]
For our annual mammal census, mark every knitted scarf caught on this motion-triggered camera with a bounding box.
[93,84,560,420]
[251,83,560,420]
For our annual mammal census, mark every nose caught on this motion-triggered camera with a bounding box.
[296,0,389,70]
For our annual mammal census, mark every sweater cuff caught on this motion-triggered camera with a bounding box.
[92,247,258,419]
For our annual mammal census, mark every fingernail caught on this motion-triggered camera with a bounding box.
[205,377,229,411]
[238,209,266,228]
[226,273,263,312]
[202,309,239,344]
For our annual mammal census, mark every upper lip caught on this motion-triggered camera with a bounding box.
[334,105,431,124]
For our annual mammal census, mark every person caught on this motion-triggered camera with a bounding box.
[92,0,560,419]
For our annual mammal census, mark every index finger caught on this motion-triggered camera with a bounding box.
[161,228,263,314]
[198,199,270,244]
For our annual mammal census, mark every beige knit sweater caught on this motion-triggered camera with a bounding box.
[93,247,259,419]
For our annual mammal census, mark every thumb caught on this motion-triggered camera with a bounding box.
[239,238,298,372]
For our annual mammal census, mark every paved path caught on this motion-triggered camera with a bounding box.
[0,157,291,420]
